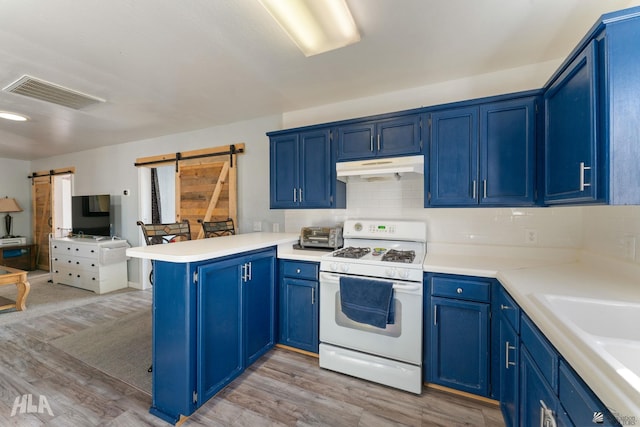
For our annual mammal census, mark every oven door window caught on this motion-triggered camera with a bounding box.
[334,292,402,338]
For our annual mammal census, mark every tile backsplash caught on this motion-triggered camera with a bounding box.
[284,175,640,264]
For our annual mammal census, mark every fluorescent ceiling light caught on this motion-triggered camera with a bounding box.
[259,0,360,56]
[0,111,29,121]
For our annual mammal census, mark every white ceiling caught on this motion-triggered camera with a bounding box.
[1,0,639,160]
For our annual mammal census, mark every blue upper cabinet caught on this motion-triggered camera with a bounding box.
[480,98,536,205]
[429,106,479,206]
[336,114,422,161]
[544,41,599,204]
[269,128,346,209]
[544,8,640,205]
[428,95,538,207]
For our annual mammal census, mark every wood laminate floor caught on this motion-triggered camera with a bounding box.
[0,280,504,426]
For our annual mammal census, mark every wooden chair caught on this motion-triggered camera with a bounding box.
[136,220,192,245]
[198,218,235,238]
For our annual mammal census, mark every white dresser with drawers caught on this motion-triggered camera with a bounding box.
[50,237,129,294]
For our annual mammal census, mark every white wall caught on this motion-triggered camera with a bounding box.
[282,60,561,129]
[0,158,32,239]
[30,114,285,282]
[284,175,583,249]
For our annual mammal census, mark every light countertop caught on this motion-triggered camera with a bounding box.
[126,232,299,263]
[425,244,640,420]
[276,244,331,262]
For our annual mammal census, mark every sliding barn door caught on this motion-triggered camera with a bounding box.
[135,144,243,240]
[177,155,237,239]
[30,168,75,271]
[31,176,53,270]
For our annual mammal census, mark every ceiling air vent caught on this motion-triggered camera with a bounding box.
[3,75,105,110]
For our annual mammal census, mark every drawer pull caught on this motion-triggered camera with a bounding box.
[456,288,463,294]
[501,304,512,310]
[505,341,516,369]
[296,268,301,274]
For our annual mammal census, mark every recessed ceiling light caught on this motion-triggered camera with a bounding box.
[0,111,29,122]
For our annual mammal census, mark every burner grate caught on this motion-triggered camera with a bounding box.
[332,246,371,259]
[381,249,416,263]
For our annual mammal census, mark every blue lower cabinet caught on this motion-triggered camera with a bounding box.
[278,260,319,353]
[197,258,243,404]
[559,361,621,427]
[150,247,276,423]
[426,274,491,397]
[499,316,519,427]
[520,347,561,426]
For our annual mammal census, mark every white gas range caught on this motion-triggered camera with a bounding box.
[318,219,426,394]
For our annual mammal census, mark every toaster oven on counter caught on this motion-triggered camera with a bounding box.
[295,226,343,250]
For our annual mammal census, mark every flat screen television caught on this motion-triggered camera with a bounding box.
[71,194,112,236]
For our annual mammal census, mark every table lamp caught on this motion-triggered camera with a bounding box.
[0,197,22,238]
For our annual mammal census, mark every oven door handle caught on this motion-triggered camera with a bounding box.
[391,283,421,292]
[320,272,420,292]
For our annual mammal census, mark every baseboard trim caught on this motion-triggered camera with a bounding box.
[425,383,499,406]
[275,344,319,358]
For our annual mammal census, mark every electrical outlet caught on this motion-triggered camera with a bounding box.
[253,221,262,232]
[525,229,538,245]
[619,235,636,260]
[272,223,280,233]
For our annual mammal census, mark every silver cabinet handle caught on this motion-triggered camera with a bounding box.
[299,188,303,203]
[433,305,438,326]
[483,180,487,199]
[505,341,516,368]
[247,261,252,281]
[311,287,315,305]
[456,287,463,294]
[500,304,512,310]
[579,162,592,191]
[370,135,374,152]
[472,180,477,199]
[293,188,297,202]
[377,134,381,151]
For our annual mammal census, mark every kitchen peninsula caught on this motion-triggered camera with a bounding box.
[126,232,298,424]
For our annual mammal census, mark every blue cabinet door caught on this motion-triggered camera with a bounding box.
[520,347,561,427]
[197,257,244,404]
[279,277,318,353]
[337,122,376,161]
[429,107,479,206]
[480,97,537,205]
[429,296,490,396]
[270,133,299,208]
[545,40,600,204]
[337,114,421,161]
[377,115,422,157]
[300,129,332,208]
[499,314,519,427]
[244,251,276,365]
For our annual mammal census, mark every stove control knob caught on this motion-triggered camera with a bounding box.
[398,269,409,279]
[385,268,396,278]
[329,262,338,271]
[339,263,349,273]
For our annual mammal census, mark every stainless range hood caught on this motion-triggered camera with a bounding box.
[336,155,424,181]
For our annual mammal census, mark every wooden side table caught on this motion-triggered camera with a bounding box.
[0,266,30,311]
